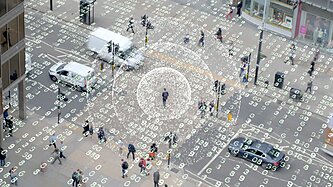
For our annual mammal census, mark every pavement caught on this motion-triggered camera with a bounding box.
[1,0,333,186]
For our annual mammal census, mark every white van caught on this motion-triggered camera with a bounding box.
[87,27,144,70]
[25,53,33,74]
[48,62,97,91]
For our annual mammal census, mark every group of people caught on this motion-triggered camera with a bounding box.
[198,99,215,118]
[48,133,67,165]
[71,169,84,187]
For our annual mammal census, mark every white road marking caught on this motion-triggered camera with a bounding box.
[197,131,240,175]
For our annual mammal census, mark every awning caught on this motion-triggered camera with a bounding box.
[303,0,333,12]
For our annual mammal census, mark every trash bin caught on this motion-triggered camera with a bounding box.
[274,72,285,89]
[264,80,269,88]
[290,88,303,102]
[40,162,47,172]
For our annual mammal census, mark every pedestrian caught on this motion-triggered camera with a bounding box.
[162,88,169,108]
[82,120,89,137]
[198,30,205,47]
[313,49,320,61]
[59,141,66,159]
[6,118,13,137]
[153,170,160,187]
[97,127,106,143]
[145,158,152,175]
[126,17,135,34]
[198,98,204,111]
[236,1,243,17]
[118,139,125,156]
[3,109,8,121]
[239,63,246,77]
[225,5,233,20]
[149,143,158,160]
[51,148,62,165]
[0,147,6,166]
[199,101,207,118]
[215,28,223,43]
[305,81,313,93]
[228,41,234,56]
[308,61,315,76]
[49,133,57,148]
[121,159,129,178]
[78,170,84,185]
[284,43,296,65]
[209,100,215,116]
[184,34,190,44]
[89,124,94,137]
[139,157,147,175]
[9,166,18,186]
[127,143,136,160]
[71,169,80,187]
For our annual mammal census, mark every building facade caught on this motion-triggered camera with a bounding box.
[0,0,26,147]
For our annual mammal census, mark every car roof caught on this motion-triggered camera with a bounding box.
[250,140,273,153]
[90,27,133,51]
[63,62,94,77]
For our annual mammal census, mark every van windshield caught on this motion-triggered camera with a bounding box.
[57,64,66,71]
[118,46,137,60]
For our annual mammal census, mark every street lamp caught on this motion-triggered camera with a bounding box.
[107,41,119,78]
[57,88,68,124]
[141,14,154,47]
[254,0,268,85]
[213,80,226,118]
[50,0,53,11]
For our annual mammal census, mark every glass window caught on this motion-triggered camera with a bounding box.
[0,0,6,17]
[19,50,25,76]
[10,53,19,82]
[8,17,19,47]
[253,2,264,18]
[0,25,9,53]
[2,61,10,89]
[7,0,23,12]
[18,13,24,41]
[244,0,251,13]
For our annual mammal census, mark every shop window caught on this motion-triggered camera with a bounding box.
[8,17,19,47]
[253,2,264,18]
[7,0,23,12]
[10,53,20,83]
[243,0,251,13]
[2,61,10,89]
[0,0,6,17]
[299,13,331,47]
[19,50,25,76]
[18,13,25,41]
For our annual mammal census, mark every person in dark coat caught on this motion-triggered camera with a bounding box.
[153,170,160,187]
[127,144,136,160]
[82,120,89,137]
[236,1,243,17]
[0,147,6,166]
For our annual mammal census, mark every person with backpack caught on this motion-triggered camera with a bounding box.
[6,118,13,137]
[0,147,6,166]
[49,133,57,148]
[209,100,215,116]
[149,143,158,160]
[139,158,147,175]
[215,28,223,43]
[127,144,136,160]
[226,5,233,20]
[71,169,81,187]
[97,127,106,143]
[199,101,207,118]
[9,166,18,186]
[121,159,129,178]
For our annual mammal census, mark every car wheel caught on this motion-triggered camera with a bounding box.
[50,76,58,82]
[122,65,130,71]
[229,149,239,157]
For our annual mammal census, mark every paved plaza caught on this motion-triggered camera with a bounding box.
[1,0,333,186]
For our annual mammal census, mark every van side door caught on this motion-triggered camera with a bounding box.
[58,70,70,84]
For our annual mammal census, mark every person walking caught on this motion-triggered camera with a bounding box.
[153,170,160,187]
[162,88,169,108]
[184,34,190,44]
[49,133,57,148]
[97,127,106,143]
[51,148,62,165]
[284,44,296,65]
[82,120,90,137]
[236,1,243,17]
[305,81,313,93]
[6,118,13,137]
[71,169,80,187]
[198,30,205,47]
[126,17,135,34]
[0,147,6,166]
[215,28,223,43]
[121,159,129,178]
[199,101,207,118]
[59,141,66,159]
[118,139,125,157]
[127,143,136,160]
[209,100,215,116]
[228,41,234,56]
[139,157,147,175]
[149,143,158,160]
[3,109,8,121]
[308,61,315,76]
[9,166,18,186]
[225,5,233,20]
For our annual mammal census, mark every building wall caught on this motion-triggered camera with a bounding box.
[0,0,26,147]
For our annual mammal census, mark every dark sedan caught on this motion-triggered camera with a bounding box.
[228,137,286,171]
